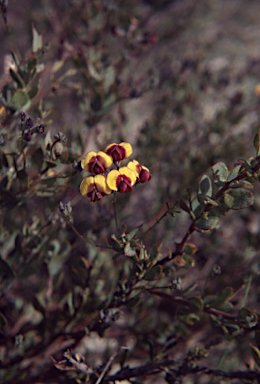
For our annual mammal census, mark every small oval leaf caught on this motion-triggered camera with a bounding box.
[144,265,163,281]
[211,162,228,183]
[224,189,254,210]
[198,174,212,197]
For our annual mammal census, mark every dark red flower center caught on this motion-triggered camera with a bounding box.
[89,156,105,174]
[117,175,132,193]
[106,145,125,162]
[90,189,103,202]
[139,169,151,183]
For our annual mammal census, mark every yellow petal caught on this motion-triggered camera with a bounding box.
[142,165,150,172]
[127,160,140,177]
[119,167,137,185]
[106,170,120,191]
[81,151,97,171]
[97,151,113,168]
[119,142,132,158]
[94,175,111,195]
[105,143,117,153]
[80,176,95,197]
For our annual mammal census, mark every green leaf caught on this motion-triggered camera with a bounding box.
[47,256,62,276]
[9,90,29,110]
[125,225,142,242]
[254,132,260,156]
[31,147,44,172]
[17,169,28,190]
[183,243,198,256]
[0,312,7,327]
[191,197,204,218]
[28,84,38,99]
[143,265,163,281]
[195,197,229,231]
[173,255,186,267]
[90,92,102,112]
[149,245,161,261]
[27,57,38,72]
[124,242,136,257]
[238,307,258,328]
[60,147,79,164]
[255,330,260,350]
[32,296,45,315]
[210,287,233,309]
[126,295,142,308]
[195,211,219,231]
[0,150,8,169]
[198,174,212,197]
[217,301,233,313]
[32,25,43,53]
[10,69,25,88]
[227,165,241,181]
[179,199,191,213]
[45,129,53,151]
[250,345,260,367]
[211,162,228,184]
[197,194,219,206]
[224,188,254,210]
[189,297,203,312]
[228,179,253,189]
[178,311,200,325]
[0,257,15,281]
[204,295,217,307]
[42,160,57,172]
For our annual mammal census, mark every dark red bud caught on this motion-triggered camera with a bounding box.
[108,146,125,162]
[89,159,105,175]
[25,117,34,128]
[139,169,151,183]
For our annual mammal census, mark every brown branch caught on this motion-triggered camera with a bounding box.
[106,359,175,381]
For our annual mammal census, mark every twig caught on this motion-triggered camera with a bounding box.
[106,359,175,381]
[112,192,119,234]
[95,347,122,384]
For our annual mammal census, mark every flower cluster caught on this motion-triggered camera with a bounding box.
[80,142,151,202]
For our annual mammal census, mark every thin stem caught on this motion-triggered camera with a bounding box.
[68,221,94,246]
[49,139,59,160]
[141,202,178,237]
[241,274,252,308]
[95,347,123,384]
[68,221,113,249]
[208,340,233,384]
[112,192,119,233]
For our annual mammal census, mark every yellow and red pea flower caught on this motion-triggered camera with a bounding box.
[80,175,112,202]
[105,142,132,163]
[107,167,137,193]
[81,151,113,175]
[127,160,151,183]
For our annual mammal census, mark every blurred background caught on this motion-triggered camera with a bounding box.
[2,0,260,382]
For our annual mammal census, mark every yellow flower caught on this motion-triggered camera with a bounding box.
[80,175,111,202]
[105,142,132,163]
[81,151,112,175]
[107,167,137,193]
[127,160,152,183]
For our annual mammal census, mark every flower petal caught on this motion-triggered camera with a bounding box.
[127,160,151,183]
[80,176,95,197]
[119,142,132,158]
[119,167,137,185]
[96,151,113,168]
[106,170,120,191]
[127,160,141,177]
[94,175,112,195]
[105,142,132,162]
[81,151,97,171]
[139,168,151,183]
